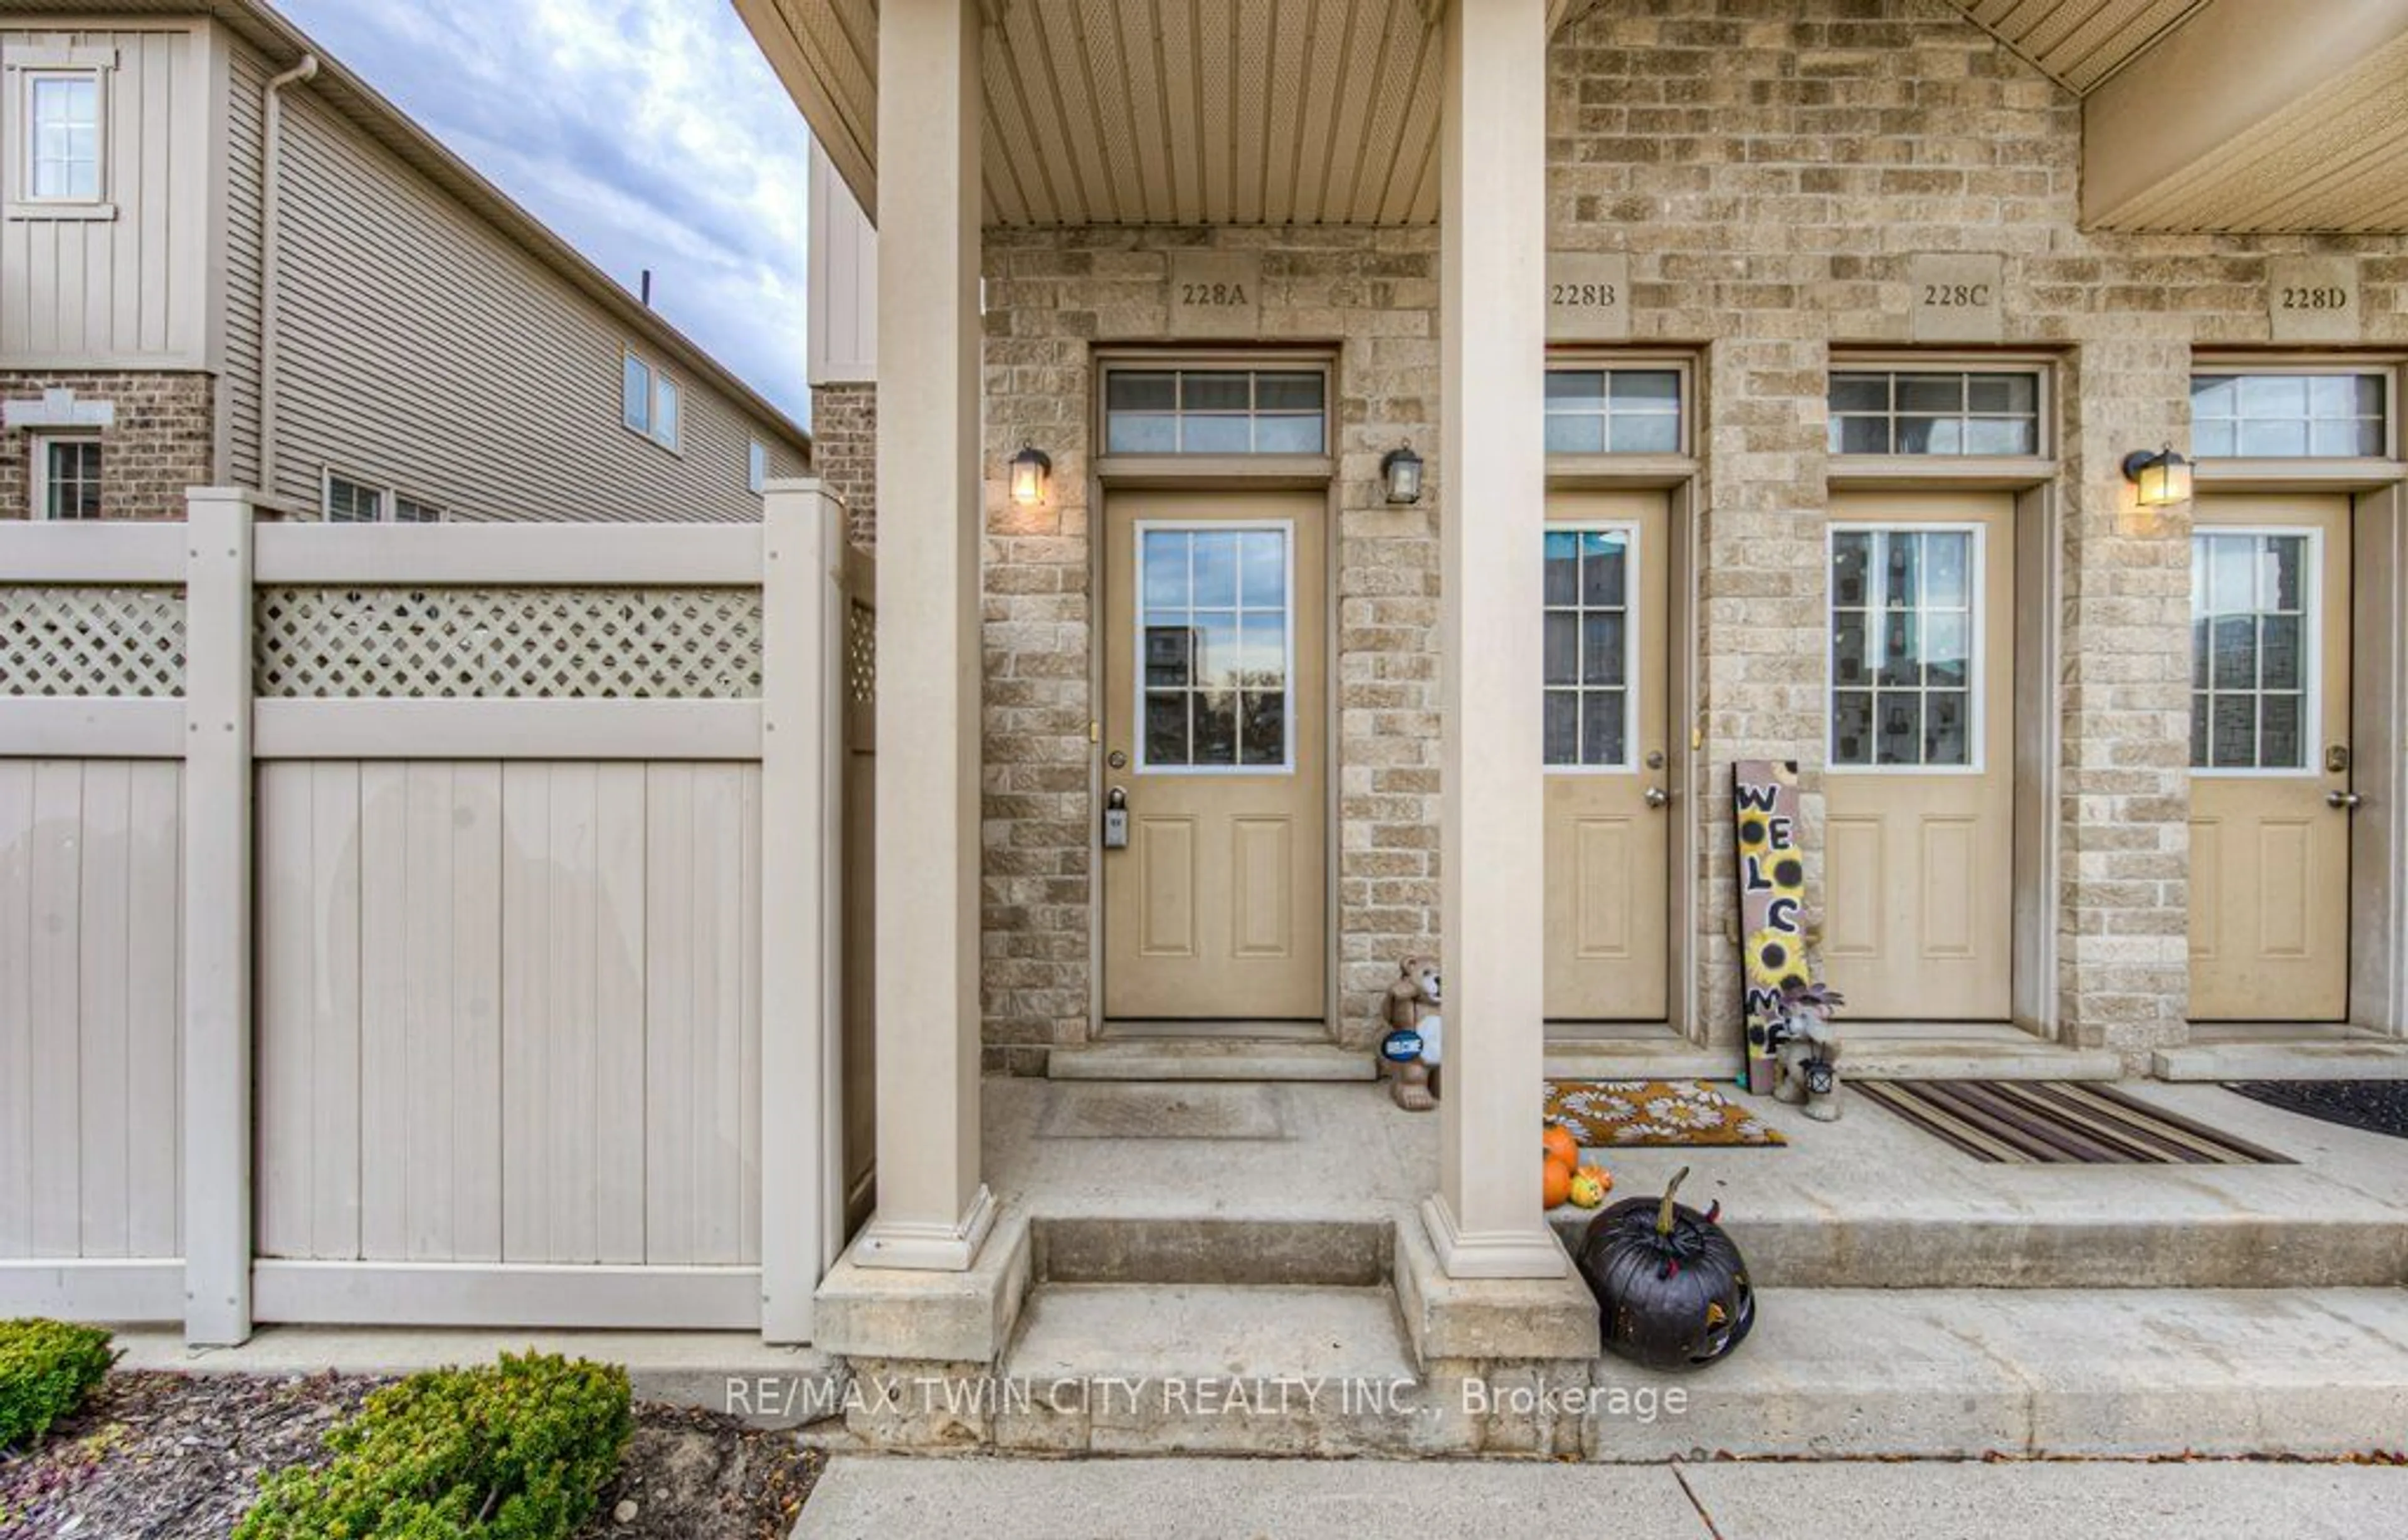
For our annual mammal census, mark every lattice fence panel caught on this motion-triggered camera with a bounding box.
[846,598,876,709]
[0,586,187,698]
[254,587,764,700]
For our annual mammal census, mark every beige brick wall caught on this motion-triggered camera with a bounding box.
[938,0,2408,1070]
[0,373,215,522]
[810,381,878,549]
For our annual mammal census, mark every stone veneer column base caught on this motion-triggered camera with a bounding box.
[1398,1206,1600,1364]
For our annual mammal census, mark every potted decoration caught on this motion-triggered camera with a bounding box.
[1576,1166,1754,1371]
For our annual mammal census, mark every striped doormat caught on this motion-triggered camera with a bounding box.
[1856,1080,2291,1165]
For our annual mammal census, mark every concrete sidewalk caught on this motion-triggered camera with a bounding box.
[793,1455,2406,1539]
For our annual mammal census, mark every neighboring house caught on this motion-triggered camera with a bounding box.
[0,0,808,525]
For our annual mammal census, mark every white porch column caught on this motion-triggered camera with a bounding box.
[853,0,995,1272]
[1421,0,1563,1280]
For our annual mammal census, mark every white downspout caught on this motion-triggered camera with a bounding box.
[255,53,318,502]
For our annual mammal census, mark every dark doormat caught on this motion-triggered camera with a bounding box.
[1857,1079,2291,1164]
[2224,1080,2408,1142]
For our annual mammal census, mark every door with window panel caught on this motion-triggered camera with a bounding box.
[1101,489,1326,1021]
[1545,492,1671,1022]
[1822,493,2015,1021]
[2187,497,2353,1021]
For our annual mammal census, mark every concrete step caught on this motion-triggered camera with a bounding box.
[1545,1032,2121,1082]
[1033,1216,1391,1287]
[990,1281,1422,1453]
[2155,1038,2408,1080]
[1577,1286,2408,1461]
[1048,1040,1376,1082]
[863,1284,2408,1460]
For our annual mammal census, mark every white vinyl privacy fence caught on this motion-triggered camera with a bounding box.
[0,482,862,1345]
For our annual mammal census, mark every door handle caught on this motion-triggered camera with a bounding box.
[1643,786,1671,810]
[2326,790,2364,811]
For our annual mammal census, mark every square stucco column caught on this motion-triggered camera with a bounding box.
[852,0,995,1272]
[1420,0,1564,1281]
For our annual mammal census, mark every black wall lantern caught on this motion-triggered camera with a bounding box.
[1008,443,1052,507]
[1381,444,1424,505]
[2121,445,2193,509]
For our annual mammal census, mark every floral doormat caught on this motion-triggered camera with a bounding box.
[1545,1079,1788,1148]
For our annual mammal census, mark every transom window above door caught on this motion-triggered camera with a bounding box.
[1545,369,1682,455]
[1829,370,2041,456]
[1830,527,1979,768]
[2190,372,2389,459]
[1105,368,1326,455]
[2191,531,2310,771]
[1543,527,1635,767]
[1138,525,1292,770]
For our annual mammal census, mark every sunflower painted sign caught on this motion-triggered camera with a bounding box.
[1735,760,1808,1095]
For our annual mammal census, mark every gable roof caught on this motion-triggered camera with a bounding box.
[0,0,811,456]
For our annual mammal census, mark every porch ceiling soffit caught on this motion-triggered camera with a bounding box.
[1953,0,2408,233]
[737,0,1587,229]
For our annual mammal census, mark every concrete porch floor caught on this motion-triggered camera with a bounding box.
[983,1072,2408,1288]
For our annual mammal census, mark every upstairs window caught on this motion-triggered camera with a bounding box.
[1830,370,2041,457]
[27,73,103,202]
[33,436,101,520]
[2191,372,2388,459]
[747,439,768,493]
[1104,368,1326,455]
[623,352,680,450]
[1545,369,1682,455]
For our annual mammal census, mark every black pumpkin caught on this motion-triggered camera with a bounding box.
[1575,1166,1755,1371]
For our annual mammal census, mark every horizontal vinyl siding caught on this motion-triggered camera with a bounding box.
[264,86,786,523]
[220,38,265,488]
[0,27,207,366]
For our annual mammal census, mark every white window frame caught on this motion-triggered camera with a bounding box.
[29,432,102,520]
[2188,363,2399,463]
[2189,523,2325,781]
[1826,359,2053,463]
[622,350,682,453]
[1097,364,1332,458]
[1542,519,1642,774]
[14,65,111,216]
[322,467,443,524]
[1131,518,1298,777]
[747,438,768,493]
[1825,520,1990,777]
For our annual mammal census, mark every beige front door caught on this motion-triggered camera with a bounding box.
[1822,492,2015,1020]
[2188,496,2353,1021]
[1545,491,1671,1021]
[1101,489,1326,1021]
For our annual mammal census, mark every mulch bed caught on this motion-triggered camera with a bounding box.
[0,1371,822,1539]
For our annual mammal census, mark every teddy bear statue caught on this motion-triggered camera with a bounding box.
[1771,979,1845,1122]
[1379,957,1444,1112]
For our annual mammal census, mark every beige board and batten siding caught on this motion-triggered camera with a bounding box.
[0,24,211,367]
[221,35,803,524]
[256,759,764,1268]
[0,759,184,1263]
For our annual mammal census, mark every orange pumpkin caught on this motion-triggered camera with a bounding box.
[1542,1158,1573,1210]
[1542,1125,1580,1169]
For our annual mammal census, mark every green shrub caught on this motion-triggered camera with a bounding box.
[0,1317,115,1448]
[235,1351,633,1540]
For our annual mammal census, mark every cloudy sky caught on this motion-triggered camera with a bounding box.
[280,0,813,425]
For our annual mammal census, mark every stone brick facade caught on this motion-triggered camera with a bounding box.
[0,372,216,523]
[880,0,2408,1071]
[811,381,879,549]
